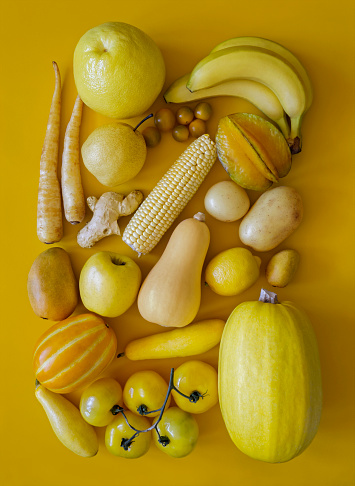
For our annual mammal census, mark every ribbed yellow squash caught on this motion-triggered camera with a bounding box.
[218,289,322,463]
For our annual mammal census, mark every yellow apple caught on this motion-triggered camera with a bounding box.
[79,252,141,318]
[73,22,165,119]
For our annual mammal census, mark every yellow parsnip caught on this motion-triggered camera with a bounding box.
[62,94,85,224]
[37,61,63,244]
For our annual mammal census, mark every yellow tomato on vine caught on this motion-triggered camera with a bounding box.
[172,360,218,413]
[105,411,151,459]
[153,407,199,458]
[123,370,171,417]
[80,377,122,427]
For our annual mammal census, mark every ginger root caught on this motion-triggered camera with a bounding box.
[77,191,144,248]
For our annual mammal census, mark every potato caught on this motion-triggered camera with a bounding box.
[204,180,250,222]
[239,186,303,251]
[266,249,300,287]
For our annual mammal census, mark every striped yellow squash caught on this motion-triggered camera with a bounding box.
[33,313,117,393]
[219,289,322,463]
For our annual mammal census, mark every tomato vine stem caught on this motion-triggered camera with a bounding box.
[109,367,204,450]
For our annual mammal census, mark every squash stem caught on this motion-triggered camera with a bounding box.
[259,288,279,304]
[193,212,206,222]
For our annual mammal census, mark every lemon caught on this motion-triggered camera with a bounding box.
[81,122,147,187]
[205,247,261,296]
[73,22,165,119]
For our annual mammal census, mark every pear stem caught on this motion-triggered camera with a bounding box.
[133,113,153,132]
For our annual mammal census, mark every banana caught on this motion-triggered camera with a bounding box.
[187,46,307,153]
[211,36,313,151]
[210,36,313,109]
[164,73,290,138]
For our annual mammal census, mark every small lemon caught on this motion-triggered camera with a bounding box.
[205,247,261,296]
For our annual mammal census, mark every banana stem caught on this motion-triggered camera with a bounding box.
[288,116,302,154]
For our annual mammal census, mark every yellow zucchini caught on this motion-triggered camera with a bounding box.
[123,318,225,360]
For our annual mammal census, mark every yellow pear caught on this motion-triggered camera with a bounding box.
[81,116,150,187]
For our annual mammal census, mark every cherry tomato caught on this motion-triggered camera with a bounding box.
[176,106,194,125]
[123,370,171,417]
[154,108,175,132]
[194,102,213,121]
[105,411,151,458]
[142,126,161,147]
[172,125,189,142]
[153,407,199,458]
[80,377,122,427]
[172,360,218,413]
[189,118,207,137]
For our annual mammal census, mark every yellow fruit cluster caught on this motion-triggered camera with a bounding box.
[31,26,317,464]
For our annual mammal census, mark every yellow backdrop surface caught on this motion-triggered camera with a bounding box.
[1,1,354,485]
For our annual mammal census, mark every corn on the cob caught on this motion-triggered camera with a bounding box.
[122,134,217,256]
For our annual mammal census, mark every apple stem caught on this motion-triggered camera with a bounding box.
[133,113,153,132]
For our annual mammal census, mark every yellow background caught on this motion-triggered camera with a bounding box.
[1,0,354,485]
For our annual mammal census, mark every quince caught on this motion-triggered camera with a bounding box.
[216,113,292,191]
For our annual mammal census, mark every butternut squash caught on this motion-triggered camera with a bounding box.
[123,318,225,360]
[219,289,322,463]
[137,213,210,327]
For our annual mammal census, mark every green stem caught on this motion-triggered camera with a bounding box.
[172,386,207,403]
[113,367,202,451]
[110,405,124,415]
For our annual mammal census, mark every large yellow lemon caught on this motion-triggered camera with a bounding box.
[205,247,261,296]
[73,22,165,119]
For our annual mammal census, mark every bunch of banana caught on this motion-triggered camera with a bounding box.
[164,37,312,154]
